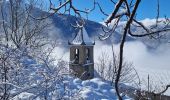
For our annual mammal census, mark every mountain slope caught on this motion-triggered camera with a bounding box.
[45,14,135,45]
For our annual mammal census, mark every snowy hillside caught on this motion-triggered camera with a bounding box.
[44,13,170,50]
[112,18,170,48]
[0,1,170,99]
[13,76,132,100]
[45,14,126,45]
[0,2,136,99]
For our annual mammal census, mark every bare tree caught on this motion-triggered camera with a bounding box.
[0,0,85,99]
[99,0,170,99]
[31,0,170,99]
[96,50,140,88]
[0,0,49,48]
[0,0,52,99]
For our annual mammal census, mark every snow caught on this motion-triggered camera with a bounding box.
[140,18,167,27]
[1,4,170,98]
[72,29,83,45]
[47,16,170,97]
[72,27,94,45]
[98,18,170,96]
[13,92,35,100]
[11,75,132,99]
[63,77,132,100]
[82,27,94,44]
[83,63,93,66]
[165,89,170,96]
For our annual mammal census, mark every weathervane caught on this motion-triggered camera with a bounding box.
[71,19,85,29]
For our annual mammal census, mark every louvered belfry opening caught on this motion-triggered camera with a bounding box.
[68,26,95,80]
[74,48,79,64]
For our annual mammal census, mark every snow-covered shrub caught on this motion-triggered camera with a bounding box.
[0,0,70,99]
[95,51,140,97]
[96,51,139,84]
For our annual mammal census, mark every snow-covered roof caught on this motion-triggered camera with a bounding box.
[69,27,95,45]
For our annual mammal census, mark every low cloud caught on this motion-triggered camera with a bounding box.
[52,40,170,76]
[95,40,170,94]
[124,41,170,74]
[51,40,170,94]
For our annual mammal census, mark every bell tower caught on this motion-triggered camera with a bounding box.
[68,26,95,80]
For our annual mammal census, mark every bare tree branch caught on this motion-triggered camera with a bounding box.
[156,85,170,95]
[115,0,141,99]
[105,0,124,25]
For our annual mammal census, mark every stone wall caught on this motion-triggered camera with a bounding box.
[69,45,94,80]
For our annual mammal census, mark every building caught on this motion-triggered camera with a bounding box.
[68,26,95,80]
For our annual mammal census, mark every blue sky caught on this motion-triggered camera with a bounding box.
[47,0,170,22]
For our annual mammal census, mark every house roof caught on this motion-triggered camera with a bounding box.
[69,27,95,45]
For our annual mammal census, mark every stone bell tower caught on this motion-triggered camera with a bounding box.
[68,26,95,80]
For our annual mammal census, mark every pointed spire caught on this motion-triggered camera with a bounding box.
[69,26,95,45]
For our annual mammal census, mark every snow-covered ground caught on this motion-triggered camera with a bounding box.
[13,77,132,100]
[65,77,131,100]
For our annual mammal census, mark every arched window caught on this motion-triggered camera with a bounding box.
[75,48,79,63]
[86,48,90,63]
